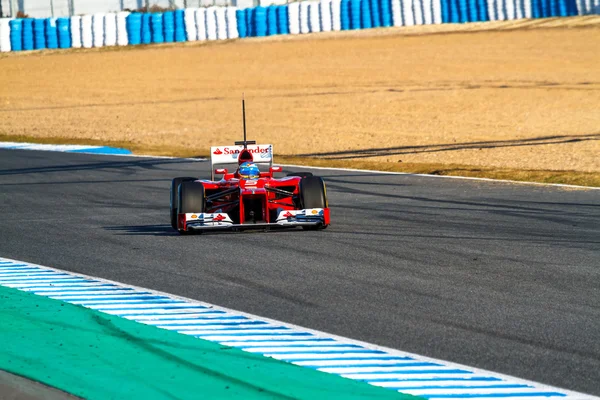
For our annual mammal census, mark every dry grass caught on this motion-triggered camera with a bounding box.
[1,17,599,186]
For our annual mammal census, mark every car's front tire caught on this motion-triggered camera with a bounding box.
[177,181,206,235]
[299,176,328,230]
[170,177,197,230]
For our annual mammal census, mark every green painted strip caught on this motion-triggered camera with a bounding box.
[0,285,418,400]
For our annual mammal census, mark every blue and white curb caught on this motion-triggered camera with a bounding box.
[0,141,131,155]
[0,256,597,400]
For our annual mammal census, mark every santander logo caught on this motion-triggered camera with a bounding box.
[213,148,223,155]
[219,147,270,155]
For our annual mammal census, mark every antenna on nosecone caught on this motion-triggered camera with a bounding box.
[235,93,256,150]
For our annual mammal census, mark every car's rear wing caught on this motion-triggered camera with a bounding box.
[210,144,273,180]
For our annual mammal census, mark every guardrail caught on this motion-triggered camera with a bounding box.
[1,0,598,52]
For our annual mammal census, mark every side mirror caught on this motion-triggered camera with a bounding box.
[270,166,282,174]
[215,168,228,175]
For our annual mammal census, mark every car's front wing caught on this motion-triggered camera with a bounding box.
[179,208,329,231]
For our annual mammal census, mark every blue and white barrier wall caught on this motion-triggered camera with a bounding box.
[1,0,599,52]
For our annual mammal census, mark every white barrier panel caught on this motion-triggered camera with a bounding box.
[288,2,301,34]
[309,2,321,32]
[226,7,239,39]
[415,0,433,25]
[71,16,82,48]
[331,0,342,30]
[205,7,218,40]
[401,0,415,25]
[523,0,532,18]
[215,7,227,40]
[196,8,207,40]
[415,0,426,24]
[116,12,129,46]
[92,13,105,47]
[0,18,11,52]
[320,0,333,31]
[432,0,442,23]
[391,0,402,26]
[505,0,516,19]
[81,15,93,48]
[185,8,198,41]
[300,1,310,33]
[104,13,117,46]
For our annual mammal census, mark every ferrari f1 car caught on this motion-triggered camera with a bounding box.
[169,140,330,234]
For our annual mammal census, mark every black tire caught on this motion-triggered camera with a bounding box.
[299,176,328,230]
[170,177,197,229]
[177,181,206,234]
[287,172,313,178]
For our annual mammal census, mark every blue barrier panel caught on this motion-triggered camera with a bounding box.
[237,9,247,38]
[22,19,34,50]
[56,17,71,48]
[350,0,361,29]
[163,11,174,42]
[246,8,254,37]
[380,0,392,27]
[267,5,278,35]
[9,19,22,51]
[457,0,469,22]
[277,5,289,34]
[531,0,541,18]
[369,0,381,27]
[466,0,478,21]
[141,13,151,44]
[151,13,164,43]
[174,9,186,41]
[476,0,489,21]
[45,18,58,49]
[126,13,142,45]
[340,0,351,30]
[254,6,267,37]
[441,0,450,22]
[540,0,549,16]
[446,0,459,22]
[566,0,578,15]
[361,0,372,28]
[33,18,46,49]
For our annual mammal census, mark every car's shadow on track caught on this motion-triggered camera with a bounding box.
[105,225,314,237]
[105,224,179,236]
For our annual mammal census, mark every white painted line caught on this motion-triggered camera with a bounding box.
[1,141,596,189]
[0,256,597,400]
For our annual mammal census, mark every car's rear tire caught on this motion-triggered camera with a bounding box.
[299,176,328,230]
[287,172,313,178]
[170,177,197,230]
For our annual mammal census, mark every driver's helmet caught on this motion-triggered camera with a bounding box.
[238,162,260,179]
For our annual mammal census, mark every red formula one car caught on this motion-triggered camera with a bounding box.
[169,139,330,235]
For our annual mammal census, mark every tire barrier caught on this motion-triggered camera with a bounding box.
[164,11,175,43]
[300,1,311,33]
[7,19,20,52]
[126,13,141,45]
[104,13,117,46]
[227,7,239,39]
[175,9,186,42]
[2,1,596,53]
[309,2,321,32]
[46,18,58,49]
[288,2,301,34]
[117,12,129,46]
[267,5,278,35]
[70,16,81,48]
[184,8,197,41]
[196,8,207,40]
[320,0,333,31]
[92,14,104,47]
[151,13,164,43]
[57,18,71,49]
[277,5,290,34]
[34,18,46,49]
[216,7,228,40]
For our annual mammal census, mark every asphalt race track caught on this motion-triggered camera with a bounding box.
[1,149,599,395]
